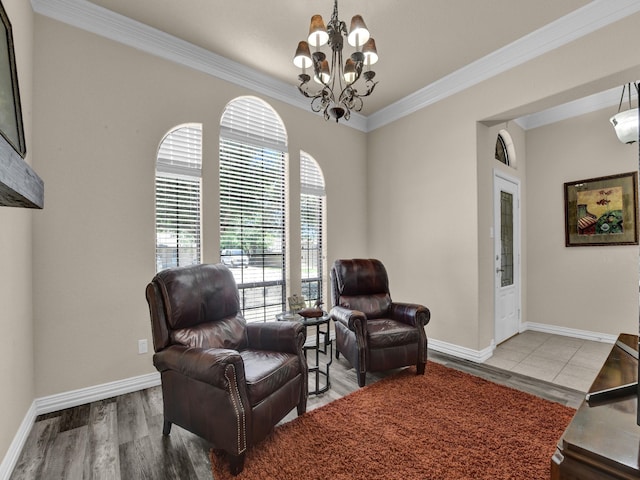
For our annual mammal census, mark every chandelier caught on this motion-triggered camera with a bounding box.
[609,82,639,144]
[293,0,378,122]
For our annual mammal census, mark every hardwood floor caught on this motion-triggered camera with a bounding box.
[9,349,585,480]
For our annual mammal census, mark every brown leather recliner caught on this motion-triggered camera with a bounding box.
[330,258,431,387]
[145,263,307,475]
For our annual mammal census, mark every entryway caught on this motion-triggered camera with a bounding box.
[493,170,521,344]
[484,330,612,392]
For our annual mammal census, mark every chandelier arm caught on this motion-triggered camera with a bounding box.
[323,105,331,121]
[338,81,378,106]
[297,74,313,98]
[297,86,311,98]
[311,93,331,114]
[338,86,362,113]
[338,85,354,105]
[352,96,363,112]
[321,84,335,108]
[311,53,331,91]
[359,81,379,98]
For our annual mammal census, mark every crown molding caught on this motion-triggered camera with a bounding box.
[514,86,622,130]
[30,0,369,132]
[31,0,640,134]
[366,0,640,131]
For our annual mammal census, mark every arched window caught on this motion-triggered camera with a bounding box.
[220,96,288,322]
[495,129,516,168]
[300,151,326,306]
[155,124,202,272]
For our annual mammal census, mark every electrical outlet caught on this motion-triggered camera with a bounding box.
[138,339,148,354]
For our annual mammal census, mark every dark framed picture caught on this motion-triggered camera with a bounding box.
[564,171,638,247]
[0,1,25,157]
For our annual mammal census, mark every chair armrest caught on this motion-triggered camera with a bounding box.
[246,321,306,354]
[330,306,367,332]
[390,302,431,328]
[153,345,246,389]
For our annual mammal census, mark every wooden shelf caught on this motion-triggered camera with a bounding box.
[0,134,43,209]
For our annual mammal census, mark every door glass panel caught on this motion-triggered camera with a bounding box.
[500,191,514,287]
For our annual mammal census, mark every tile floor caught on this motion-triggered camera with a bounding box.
[484,330,614,392]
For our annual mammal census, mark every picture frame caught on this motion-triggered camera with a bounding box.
[564,171,638,247]
[0,1,25,158]
[287,294,306,313]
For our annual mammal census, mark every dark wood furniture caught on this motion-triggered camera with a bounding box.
[551,333,639,480]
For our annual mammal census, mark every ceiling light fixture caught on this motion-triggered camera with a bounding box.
[293,0,378,122]
[610,82,639,144]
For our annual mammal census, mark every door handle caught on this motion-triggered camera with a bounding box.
[496,268,504,274]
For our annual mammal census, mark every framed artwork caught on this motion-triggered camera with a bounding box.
[287,294,306,313]
[564,171,638,247]
[0,1,25,157]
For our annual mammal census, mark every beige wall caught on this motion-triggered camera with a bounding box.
[367,11,640,351]
[31,16,367,397]
[0,0,35,464]
[526,107,638,336]
[367,96,481,348]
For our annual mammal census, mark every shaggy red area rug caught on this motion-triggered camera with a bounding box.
[210,362,575,479]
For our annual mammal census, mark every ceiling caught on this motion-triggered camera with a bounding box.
[83,0,591,117]
[32,0,640,131]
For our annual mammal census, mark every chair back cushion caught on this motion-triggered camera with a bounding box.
[151,264,247,350]
[171,314,247,350]
[331,259,391,318]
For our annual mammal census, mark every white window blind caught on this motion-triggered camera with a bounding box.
[300,152,325,305]
[155,124,202,272]
[220,96,287,151]
[220,97,287,322]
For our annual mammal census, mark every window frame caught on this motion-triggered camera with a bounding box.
[155,124,202,272]
[300,151,326,307]
[219,97,288,322]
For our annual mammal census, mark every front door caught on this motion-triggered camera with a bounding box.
[494,171,521,344]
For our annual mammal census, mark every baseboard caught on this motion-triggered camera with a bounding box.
[35,371,161,415]
[522,322,617,344]
[429,338,494,363]
[429,323,617,365]
[0,401,36,480]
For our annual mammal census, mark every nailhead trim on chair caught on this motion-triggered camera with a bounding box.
[225,364,247,454]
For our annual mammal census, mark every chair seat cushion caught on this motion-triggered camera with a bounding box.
[240,349,301,406]
[367,318,419,348]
